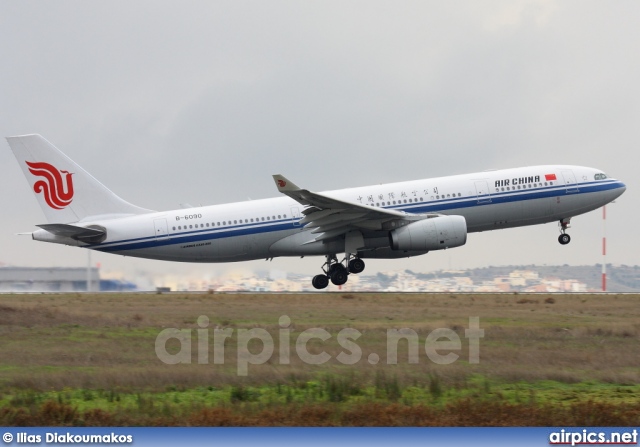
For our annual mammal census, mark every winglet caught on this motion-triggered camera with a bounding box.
[272,175,301,193]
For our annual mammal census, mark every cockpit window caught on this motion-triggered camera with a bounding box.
[594,173,608,180]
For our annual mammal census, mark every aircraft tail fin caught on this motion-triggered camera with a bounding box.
[6,134,153,223]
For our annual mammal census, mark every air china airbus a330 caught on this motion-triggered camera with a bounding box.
[7,134,626,289]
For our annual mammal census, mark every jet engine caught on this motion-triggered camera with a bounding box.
[389,215,467,251]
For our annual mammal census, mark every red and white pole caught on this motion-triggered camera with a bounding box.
[602,205,606,292]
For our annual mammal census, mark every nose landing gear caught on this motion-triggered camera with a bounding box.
[558,218,571,245]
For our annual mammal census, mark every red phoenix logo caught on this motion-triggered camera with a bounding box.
[277,179,287,188]
[26,161,74,209]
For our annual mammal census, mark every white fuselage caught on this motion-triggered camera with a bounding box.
[33,165,625,262]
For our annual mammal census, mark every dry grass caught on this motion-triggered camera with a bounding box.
[1,292,640,426]
[0,292,639,390]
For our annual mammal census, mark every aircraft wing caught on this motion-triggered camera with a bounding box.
[272,174,424,242]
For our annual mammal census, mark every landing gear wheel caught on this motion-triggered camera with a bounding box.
[312,274,329,289]
[317,254,350,288]
[330,269,349,286]
[348,258,365,274]
[558,234,571,245]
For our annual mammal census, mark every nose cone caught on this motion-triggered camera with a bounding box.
[610,180,626,201]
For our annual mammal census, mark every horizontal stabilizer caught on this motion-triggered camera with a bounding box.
[37,223,106,243]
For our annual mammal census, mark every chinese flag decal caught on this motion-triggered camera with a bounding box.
[545,173,557,181]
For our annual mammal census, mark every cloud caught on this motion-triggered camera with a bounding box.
[1,1,638,280]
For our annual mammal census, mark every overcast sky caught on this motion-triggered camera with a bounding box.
[1,1,638,283]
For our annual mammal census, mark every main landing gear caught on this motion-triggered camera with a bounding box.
[311,254,366,289]
[558,218,571,245]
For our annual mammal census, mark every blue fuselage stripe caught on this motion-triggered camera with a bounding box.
[92,180,624,253]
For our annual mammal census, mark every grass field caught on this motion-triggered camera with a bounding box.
[0,292,639,426]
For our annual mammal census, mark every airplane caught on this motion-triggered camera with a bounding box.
[6,134,626,289]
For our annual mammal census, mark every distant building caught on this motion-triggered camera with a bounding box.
[0,267,136,292]
[511,270,540,280]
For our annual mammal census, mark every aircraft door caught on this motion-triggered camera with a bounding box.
[561,170,579,193]
[290,206,302,227]
[474,180,492,204]
[154,218,169,240]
